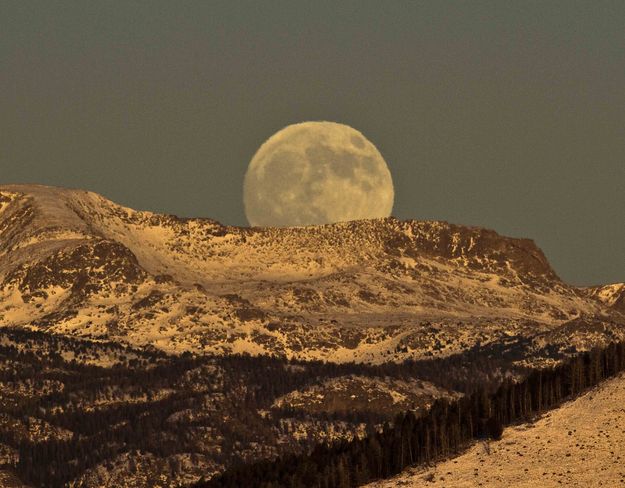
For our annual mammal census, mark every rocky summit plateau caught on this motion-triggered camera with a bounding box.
[0,184,623,365]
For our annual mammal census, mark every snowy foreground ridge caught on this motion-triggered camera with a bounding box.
[0,184,623,363]
[367,371,625,488]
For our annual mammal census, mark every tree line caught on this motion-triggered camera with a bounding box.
[198,340,625,488]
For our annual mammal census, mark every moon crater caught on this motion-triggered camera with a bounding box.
[244,121,394,227]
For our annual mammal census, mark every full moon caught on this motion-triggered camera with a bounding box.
[244,121,394,227]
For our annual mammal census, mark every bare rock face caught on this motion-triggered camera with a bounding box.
[0,184,622,363]
[387,220,557,280]
[4,240,145,300]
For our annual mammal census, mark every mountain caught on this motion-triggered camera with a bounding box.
[1,184,624,487]
[0,184,622,364]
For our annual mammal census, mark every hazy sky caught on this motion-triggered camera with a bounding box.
[1,1,624,285]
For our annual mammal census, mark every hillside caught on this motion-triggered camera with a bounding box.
[1,184,623,364]
[0,327,457,487]
[367,371,625,487]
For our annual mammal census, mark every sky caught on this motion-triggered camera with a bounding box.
[1,1,624,286]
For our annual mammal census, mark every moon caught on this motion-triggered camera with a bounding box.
[244,121,394,227]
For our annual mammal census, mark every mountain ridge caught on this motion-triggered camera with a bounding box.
[0,184,622,363]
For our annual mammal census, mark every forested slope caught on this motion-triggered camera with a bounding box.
[201,341,625,487]
[369,370,625,487]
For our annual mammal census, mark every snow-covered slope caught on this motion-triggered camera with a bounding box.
[367,371,625,487]
[584,283,625,312]
[272,375,454,418]
[0,184,621,362]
